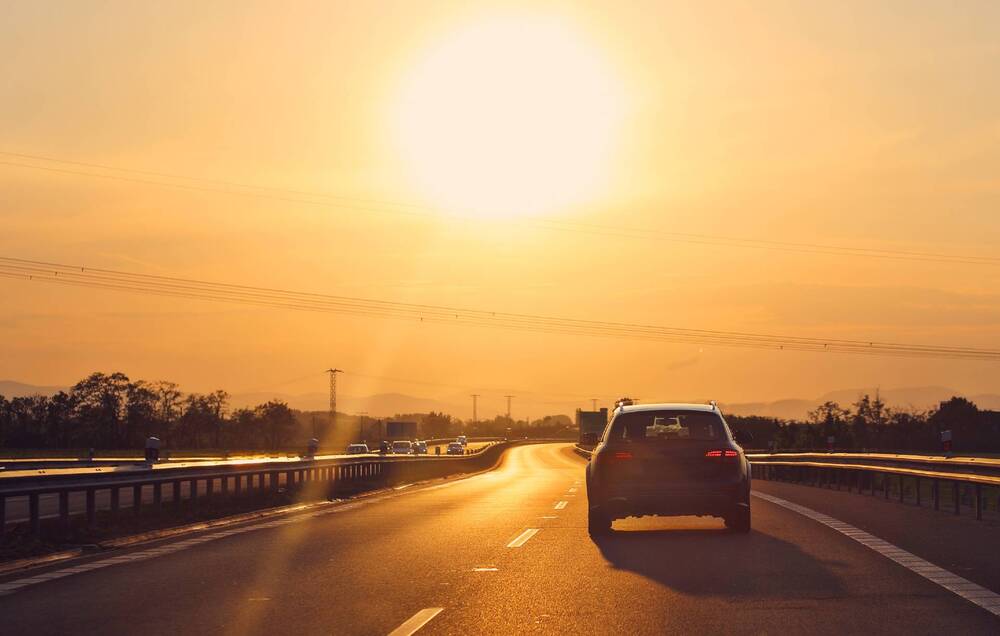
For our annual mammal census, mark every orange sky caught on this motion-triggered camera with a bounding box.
[2,1,999,416]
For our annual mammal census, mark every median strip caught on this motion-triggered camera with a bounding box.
[753,491,1000,617]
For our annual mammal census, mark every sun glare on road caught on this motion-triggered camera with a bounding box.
[390,14,626,219]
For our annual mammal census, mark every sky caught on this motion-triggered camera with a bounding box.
[1,1,999,418]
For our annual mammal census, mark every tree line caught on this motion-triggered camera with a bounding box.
[728,394,1000,453]
[0,372,298,451]
[0,372,577,452]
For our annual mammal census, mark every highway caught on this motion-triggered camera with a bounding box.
[2,443,999,635]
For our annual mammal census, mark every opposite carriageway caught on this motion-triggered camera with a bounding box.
[0,441,510,535]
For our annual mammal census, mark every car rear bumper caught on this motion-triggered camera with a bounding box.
[592,483,746,519]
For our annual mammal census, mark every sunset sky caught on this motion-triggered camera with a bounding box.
[2,1,999,417]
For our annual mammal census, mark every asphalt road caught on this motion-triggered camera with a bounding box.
[2,443,999,635]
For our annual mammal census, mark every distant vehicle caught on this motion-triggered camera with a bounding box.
[586,402,752,536]
[446,442,465,455]
[413,440,428,454]
[346,443,369,455]
[456,435,468,446]
[391,440,414,455]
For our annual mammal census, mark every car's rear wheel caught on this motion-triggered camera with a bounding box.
[724,505,751,533]
[588,507,612,536]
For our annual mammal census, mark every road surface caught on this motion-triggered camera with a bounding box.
[1,443,998,634]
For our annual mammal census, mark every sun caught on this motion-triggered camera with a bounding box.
[390,15,625,219]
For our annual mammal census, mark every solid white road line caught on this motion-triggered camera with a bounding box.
[388,607,444,636]
[507,528,540,548]
[554,501,568,510]
[753,492,1000,617]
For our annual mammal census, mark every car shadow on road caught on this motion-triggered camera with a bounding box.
[592,524,847,599]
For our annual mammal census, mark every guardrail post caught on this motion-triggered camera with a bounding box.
[133,484,142,516]
[222,476,229,498]
[271,471,280,493]
[975,484,982,521]
[189,479,198,506]
[234,474,242,498]
[86,488,96,526]
[29,493,40,534]
[173,480,182,509]
[153,482,162,510]
[110,487,120,519]
[59,491,70,531]
[206,477,214,500]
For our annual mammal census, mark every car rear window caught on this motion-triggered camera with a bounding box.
[607,410,725,442]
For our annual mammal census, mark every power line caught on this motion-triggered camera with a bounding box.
[2,152,998,267]
[2,255,998,362]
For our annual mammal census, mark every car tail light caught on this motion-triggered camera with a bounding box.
[705,449,739,459]
[613,451,633,460]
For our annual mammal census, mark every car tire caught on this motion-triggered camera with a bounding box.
[588,507,612,536]
[725,505,751,533]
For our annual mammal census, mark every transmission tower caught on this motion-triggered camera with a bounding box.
[470,394,480,425]
[326,368,343,434]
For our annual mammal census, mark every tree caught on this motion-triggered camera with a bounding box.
[152,381,183,446]
[259,401,296,450]
[422,412,454,439]
[807,401,852,448]
[851,393,887,450]
[930,397,982,452]
[125,381,158,447]
[176,394,215,448]
[204,390,230,448]
[72,372,132,448]
[230,407,264,449]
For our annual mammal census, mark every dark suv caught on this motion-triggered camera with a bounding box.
[586,402,752,535]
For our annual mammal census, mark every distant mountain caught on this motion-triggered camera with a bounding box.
[0,380,67,398]
[3,379,998,420]
[230,391,465,418]
[723,386,1000,420]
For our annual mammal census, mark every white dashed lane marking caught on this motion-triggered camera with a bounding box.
[753,491,1000,617]
[554,501,568,510]
[507,528,540,548]
[387,607,444,636]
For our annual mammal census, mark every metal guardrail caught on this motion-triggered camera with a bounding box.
[750,453,999,521]
[0,441,508,536]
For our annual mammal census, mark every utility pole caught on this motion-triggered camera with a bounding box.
[470,394,480,426]
[504,395,515,422]
[326,368,343,437]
